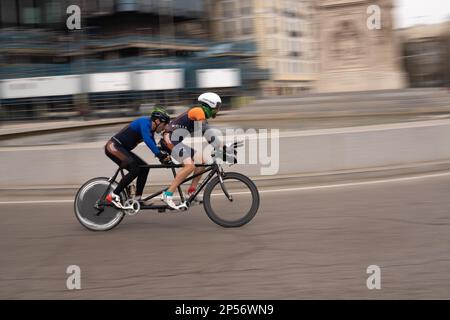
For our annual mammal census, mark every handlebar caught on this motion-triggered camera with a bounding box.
[210,140,243,164]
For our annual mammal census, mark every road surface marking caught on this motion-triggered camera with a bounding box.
[0,199,75,205]
[2,171,450,205]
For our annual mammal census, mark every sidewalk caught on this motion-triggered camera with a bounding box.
[3,107,450,139]
[2,159,450,200]
[0,117,134,138]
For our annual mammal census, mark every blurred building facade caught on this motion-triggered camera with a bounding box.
[315,0,406,92]
[0,0,270,121]
[0,0,210,65]
[397,22,450,88]
[1,1,449,122]
[209,0,320,95]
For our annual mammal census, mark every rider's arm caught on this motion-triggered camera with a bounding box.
[137,118,161,156]
[202,121,224,150]
[163,132,174,151]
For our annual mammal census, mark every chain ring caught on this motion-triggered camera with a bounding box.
[124,199,140,216]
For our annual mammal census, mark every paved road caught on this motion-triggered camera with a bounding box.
[1,173,450,299]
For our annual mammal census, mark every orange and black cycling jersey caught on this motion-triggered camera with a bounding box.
[165,107,209,137]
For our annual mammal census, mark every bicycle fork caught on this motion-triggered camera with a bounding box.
[218,169,233,202]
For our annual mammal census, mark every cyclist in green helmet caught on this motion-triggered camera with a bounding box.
[104,107,172,208]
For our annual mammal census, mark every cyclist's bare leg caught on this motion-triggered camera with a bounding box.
[188,152,204,191]
[167,158,195,193]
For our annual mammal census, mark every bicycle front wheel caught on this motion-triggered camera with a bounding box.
[203,172,260,228]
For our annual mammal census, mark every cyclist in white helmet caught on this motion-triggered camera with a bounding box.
[160,92,223,210]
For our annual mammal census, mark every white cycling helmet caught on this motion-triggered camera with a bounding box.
[198,92,222,119]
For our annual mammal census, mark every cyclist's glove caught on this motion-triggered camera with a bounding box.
[156,150,172,165]
[214,144,237,163]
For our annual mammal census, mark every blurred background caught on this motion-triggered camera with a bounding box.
[0,0,448,123]
[0,0,269,122]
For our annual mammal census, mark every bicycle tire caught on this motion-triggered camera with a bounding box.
[74,177,125,231]
[203,172,260,228]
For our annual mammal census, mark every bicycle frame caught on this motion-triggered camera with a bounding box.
[99,162,228,211]
[97,140,243,212]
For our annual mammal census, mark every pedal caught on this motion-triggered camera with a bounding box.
[176,202,189,211]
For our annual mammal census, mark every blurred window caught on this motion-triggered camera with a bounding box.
[265,19,271,33]
[240,0,252,16]
[222,1,234,18]
[1,0,18,25]
[283,0,295,17]
[270,60,276,71]
[241,17,253,35]
[266,18,277,34]
[223,20,235,38]
[84,1,99,12]
[16,0,43,25]
[116,0,138,12]
[285,19,290,33]
[301,21,306,34]
[265,38,273,52]
[172,0,204,17]
[274,60,279,73]
[23,7,41,24]
[262,2,272,14]
[98,0,114,12]
[45,0,62,24]
[137,0,150,12]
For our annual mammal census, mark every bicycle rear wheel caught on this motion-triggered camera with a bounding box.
[74,177,125,231]
[203,172,259,227]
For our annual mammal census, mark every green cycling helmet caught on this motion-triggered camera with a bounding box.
[151,107,170,123]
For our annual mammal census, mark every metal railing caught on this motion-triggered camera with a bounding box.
[0,88,245,122]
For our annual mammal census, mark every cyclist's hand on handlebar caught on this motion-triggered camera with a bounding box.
[156,150,172,165]
[224,143,238,156]
[213,145,237,163]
